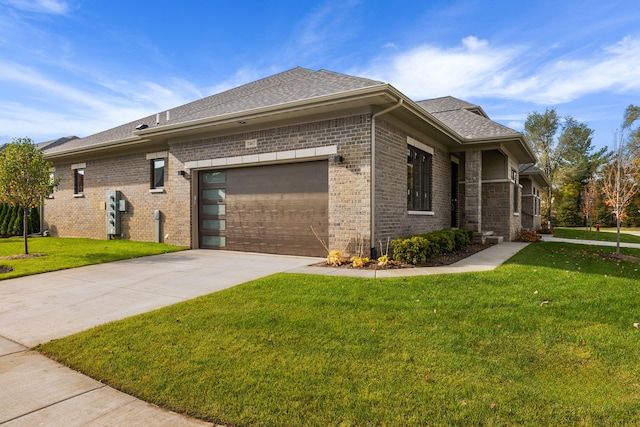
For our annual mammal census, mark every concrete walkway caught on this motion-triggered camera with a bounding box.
[291,242,530,278]
[0,244,530,426]
[541,235,640,249]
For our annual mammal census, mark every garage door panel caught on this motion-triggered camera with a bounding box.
[202,161,328,257]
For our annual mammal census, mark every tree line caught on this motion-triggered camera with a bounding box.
[524,104,640,228]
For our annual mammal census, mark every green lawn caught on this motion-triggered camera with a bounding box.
[554,227,640,244]
[0,237,186,280]
[37,243,640,426]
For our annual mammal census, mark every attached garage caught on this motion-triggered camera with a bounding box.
[199,161,328,257]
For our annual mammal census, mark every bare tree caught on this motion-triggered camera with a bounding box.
[601,130,638,254]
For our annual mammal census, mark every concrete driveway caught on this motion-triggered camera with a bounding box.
[0,250,320,426]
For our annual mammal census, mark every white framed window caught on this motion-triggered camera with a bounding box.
[151,158,165,189]
[147,152,168,192]
[71,162,86,197]
[512,169,519,214]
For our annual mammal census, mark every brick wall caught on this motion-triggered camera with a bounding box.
[374,119,451,248]
[46,112,523,253]
[170,114,372,254]
[44,114,373,252]
[481,181,511,239]
[44,152,191,246]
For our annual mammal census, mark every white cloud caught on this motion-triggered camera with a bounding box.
[295,0,361,48]
[507,121,524,131]
[353,35,640,105]
[1,0,68,14]
[0,60,205,141]
[352,36,520,100]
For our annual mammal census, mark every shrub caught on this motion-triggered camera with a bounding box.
[537,223,554,235]
[10,206,22,237]
[515,230,541,242]
[392,236,433,265]
[28,207,40,234]
[453,228,473,249]
[0,204,7,236]
[350,256,369,268]
[327,250,346,267]
[425,230,454,254]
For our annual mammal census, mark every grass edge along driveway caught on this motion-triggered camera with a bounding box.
[0,237,186,280]
[38,242,640,426]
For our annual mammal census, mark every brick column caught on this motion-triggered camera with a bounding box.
[464,150,482,232]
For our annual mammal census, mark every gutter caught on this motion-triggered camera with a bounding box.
[44,136,149,159]
[370,98,403,259]
[137,85,395,137]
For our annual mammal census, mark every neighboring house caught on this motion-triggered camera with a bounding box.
[519,164,551,231]
[41,67,545,257]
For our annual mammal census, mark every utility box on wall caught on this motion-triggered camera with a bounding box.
[106,190,122,237]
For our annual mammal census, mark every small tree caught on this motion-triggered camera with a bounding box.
[601,130,638,254]
[0,137,58,254]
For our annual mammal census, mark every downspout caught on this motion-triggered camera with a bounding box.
[370,98,403,259]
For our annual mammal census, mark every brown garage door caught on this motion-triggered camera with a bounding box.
[199,161,328,257]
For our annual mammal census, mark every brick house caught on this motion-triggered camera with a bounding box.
[41,67,544,257]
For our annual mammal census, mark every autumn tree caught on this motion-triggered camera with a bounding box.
[524,108,560,224]
[0,137,58,254]
[601,130,638,254]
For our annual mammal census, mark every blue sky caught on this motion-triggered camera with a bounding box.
[1,0,639,151]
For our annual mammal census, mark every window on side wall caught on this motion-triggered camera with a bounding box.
[151,158,165,189]
[74,168,84,195]
[407,145,432,211]
[48,171,55,199]
[512,169,519,213]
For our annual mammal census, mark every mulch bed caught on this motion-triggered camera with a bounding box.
[314,243,494,270]
[0,253,46,274]
[606,253,640,263]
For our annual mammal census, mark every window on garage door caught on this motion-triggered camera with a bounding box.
[200,171,226,248]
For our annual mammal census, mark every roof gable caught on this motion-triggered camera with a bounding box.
[416,96,480,114]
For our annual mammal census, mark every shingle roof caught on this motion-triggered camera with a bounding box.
[519,164,550,187]
[428,109,520,140]
[416,96,479,114]
[37,136,79,151]
[41,68,527,156]
[43,68,384,154]
[415,96,519,140]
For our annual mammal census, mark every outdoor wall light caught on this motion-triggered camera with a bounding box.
[333,155,344,163]
[177,170,188,176]
[238,121,247,124]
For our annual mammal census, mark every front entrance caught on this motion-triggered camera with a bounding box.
[198,161,329,256]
